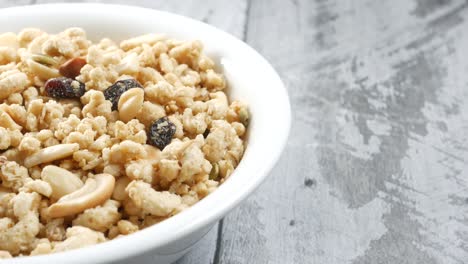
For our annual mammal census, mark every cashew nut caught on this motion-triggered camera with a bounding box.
[41,165,83,200]
[24,143,79,168]
[48,173,115,218]
[118,88,144,123]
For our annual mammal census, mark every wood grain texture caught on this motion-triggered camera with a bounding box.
[219,0,468,263]
[173,224,218,264]
[3,0,468,263]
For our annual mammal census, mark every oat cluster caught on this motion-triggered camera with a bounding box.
[0,28,248,258]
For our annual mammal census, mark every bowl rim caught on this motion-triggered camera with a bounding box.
[0,3,291,263]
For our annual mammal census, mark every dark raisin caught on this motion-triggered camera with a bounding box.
[103,79,143,110]
[148,117,176,150]
[203,128,210,138]
[44,77,85,99]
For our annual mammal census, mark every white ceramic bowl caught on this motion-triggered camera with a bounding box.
[0,3,290,264]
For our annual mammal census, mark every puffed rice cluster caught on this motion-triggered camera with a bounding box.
[0,28,248,258]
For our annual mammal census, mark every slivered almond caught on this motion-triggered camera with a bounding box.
[112,177,131,201]
[24,143,79,168]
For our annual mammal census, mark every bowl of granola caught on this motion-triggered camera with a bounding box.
[0,3,290,264]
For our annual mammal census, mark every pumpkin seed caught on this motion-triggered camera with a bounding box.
[209,162,220,180]
[239,107,249,127]
[31,54,57,67]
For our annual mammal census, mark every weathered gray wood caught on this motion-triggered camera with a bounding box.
[218,0,468,263]
[174,224,219,264]
[218,0,320,262]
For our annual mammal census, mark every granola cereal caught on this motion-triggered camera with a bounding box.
[0,28,248,257]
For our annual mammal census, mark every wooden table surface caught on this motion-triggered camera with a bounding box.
[2,0,468,263]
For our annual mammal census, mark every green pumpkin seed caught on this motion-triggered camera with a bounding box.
[209,162,220,180]
[239,107,249,127]
[31,54,57,67]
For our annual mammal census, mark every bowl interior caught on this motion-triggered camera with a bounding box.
[0,3,291,263]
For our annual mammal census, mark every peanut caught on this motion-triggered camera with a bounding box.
[112,176,131,201]
[41,165,84,200]
[118,88,144,123]
[59,57,86,79]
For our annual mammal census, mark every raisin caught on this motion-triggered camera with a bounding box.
[103,79,143,111]
[148,117,176,150]
[44,77,85,99]
[59,57,87,79]
[203,128,210,138]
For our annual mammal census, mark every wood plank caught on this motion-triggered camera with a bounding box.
[174,223,219,264]
[218,1,319,261]
[218,0,468,263]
